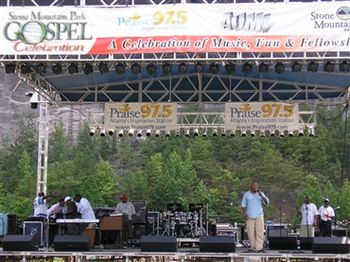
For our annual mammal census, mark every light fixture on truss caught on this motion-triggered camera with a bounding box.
[128,129,134,136]
[100,129,106,137]
[155,130,161,137]
[165,130,171,137]
[118,130,124,137]
[146,129,152,136]
[89,128,95,136]
[137,130,143,137]
[108,129,115,136]
[193,128,199,136]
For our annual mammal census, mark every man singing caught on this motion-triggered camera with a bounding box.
[241,182,269,253]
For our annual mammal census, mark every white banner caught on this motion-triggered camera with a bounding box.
[104,103,177,131]
[225,102,299,131]
[0,3,349,54]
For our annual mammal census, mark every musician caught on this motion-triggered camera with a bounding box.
[46,198,65,218]
[241,182,269,253]
[114,193,136,246]
[33,192,48,217]
[318,198,335,237]
[299,196,318,237]
[74,194,96,230]
[63,196,82,235]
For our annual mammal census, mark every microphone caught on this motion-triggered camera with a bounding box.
[334,206,341,210]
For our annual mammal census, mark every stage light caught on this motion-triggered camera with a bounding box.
[128,129,134,136]
[146,63,156,75]
[5,63,15,74]
[195,62,203,73]
[221,130,227,136]
[212,129,218,136]
[155,130,160,137]
[225,62,235,74]
[250,130,256,137]
[108,129,115,136]
[307,61,318,72]
[137,130,143,137]
[298,127,304,136]
[98,62,109,74]
[193,128,199,136]
[146,129,151,137]
[68,63,78,74]
[131,63,141,75]
[260,131,266,137]
[209,62,219,74]
[241,130,247,137]
[258,62,269,73]
[179,62,187,73]
[230,130,236,137]
[270,130,276,137]
[165,130,171,137]
[275,62,284,73]
[36,63,46,74]
[279,130,285,137]
[52,63,62,75]
[162,63,172,74]
[242,62,252,74]
[20,63,31,74]
[175,130,181,137]
[118,130,124,137]
[339,61,349,72]
[308,126,315,137]
[100,129,106,137]
[185,129,190,137]
[82,63,93,75]
[291,61,302,72]
[202,130,207,137]
[323,62,334,72]
[115,63,125,74]
[89,128,95,136]
[288,130,294,137]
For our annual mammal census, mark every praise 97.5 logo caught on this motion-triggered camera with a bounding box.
[3,11,92,45]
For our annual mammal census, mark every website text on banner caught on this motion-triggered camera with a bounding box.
[0,3,349,55]
[104,103,177,132]
[224,102,300,132]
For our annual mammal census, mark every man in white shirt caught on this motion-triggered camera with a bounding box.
[46,198,65,218]
[299,196,319,237]
[74,194,96,220]
[318,198,335,237]
[33,192,48,217]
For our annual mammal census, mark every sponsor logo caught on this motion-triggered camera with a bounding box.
[337,6,350,20]
[222,12,272,33]
[110,104,141,118]
[117,14,152,28]
[230,104,262,118]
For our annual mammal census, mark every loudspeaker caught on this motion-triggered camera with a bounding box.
[53,235,90,251]
[140,236,176,252]
[23,221,44,247]
[268,236,297,250]
[133,224,146,240]
[199,236,235,252]
[132,202,147,224]
[312,237,350,254]
[300,237,313,250]
[2,234,38,251]
[267,227,288,238]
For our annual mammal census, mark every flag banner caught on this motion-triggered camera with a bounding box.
[224,102,300,131]
[104,103,177,131]
[0,3,349,54]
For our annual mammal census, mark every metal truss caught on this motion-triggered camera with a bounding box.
[54,73,346,104]
[1,51,349,62]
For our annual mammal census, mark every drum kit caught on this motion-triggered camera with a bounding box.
[159,203,207,238]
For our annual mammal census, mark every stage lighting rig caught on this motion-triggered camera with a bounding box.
[118,130,124,137]
[5,63,16,74]
[20,63,31,74]
[193,128,199,136]
[221,130,226,137]
[82,63,93,75]
[179,62,187,73]
[195,62,203,73]
[212,129,218,136]
[307,61,318,72]
[323,61,334,72]
[89,128,95,136]
[209,62,219,74]
[230,130,236,137]
[258,62,269,73]
[115,63,126,74]
[291,61,302,72]
[131,63,141,75]
[185,129,190,137]
[52,63,62,75]
[146,63,157,75]
[202,130,207,137]
[275,62,284,73]
[137,130,143,137]
[68,63,78,74]
[339,60,349,72]
[146,129,152,136]
[298,127,304,136]
[98,62,109,74]
[260,131,266,137]
[155,130,160,137]
[36,63,46,74]
[225,62,235,74]
[270,130,276,137]
[288,130,294,137]
[241,130,247,137]
[108,129,115,136]
[100,128,106,137]
[162,63,172,75]
[128,129,134,136]
[242,62,253,74]
[165,130,171,137]
[250,130,255,137]
[279,130,285,137]
[308,126,315,136]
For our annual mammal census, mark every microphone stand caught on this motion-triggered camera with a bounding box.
[305,204,309,238]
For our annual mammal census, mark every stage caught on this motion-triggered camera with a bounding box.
[0,247,349,262]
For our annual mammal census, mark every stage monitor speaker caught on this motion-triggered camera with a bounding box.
[300,237,313,250]
[199,236,235,253]
[53,235,90,251]
[268,236,297,250]
[2,234,38,251]
[312,237,350,254]
[132,201,147,224]
[140,235,176,252]
[267,227,288,238]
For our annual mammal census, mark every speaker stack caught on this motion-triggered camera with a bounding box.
[140,236,177,252]
[53,235,90,251]
[2,234,38,251]
[312,237,350,254]
[199,236,235,252]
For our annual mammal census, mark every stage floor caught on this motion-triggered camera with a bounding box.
[0,247,349,261]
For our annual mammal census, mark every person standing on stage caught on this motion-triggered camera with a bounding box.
[33,192,48,217]
[241,182,269,253]
[46,198,65,218]
[74,194,96,220]
[114,193,136,246]
[318,198,335,237]
[299,196,319,237]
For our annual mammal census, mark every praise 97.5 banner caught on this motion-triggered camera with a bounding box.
[104,103,177,131]
[0,3,349,54]
[224,102,299,131]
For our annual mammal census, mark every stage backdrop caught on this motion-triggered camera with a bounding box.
[0,3,349,54]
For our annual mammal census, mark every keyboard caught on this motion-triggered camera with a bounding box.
[56,219,100,223]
